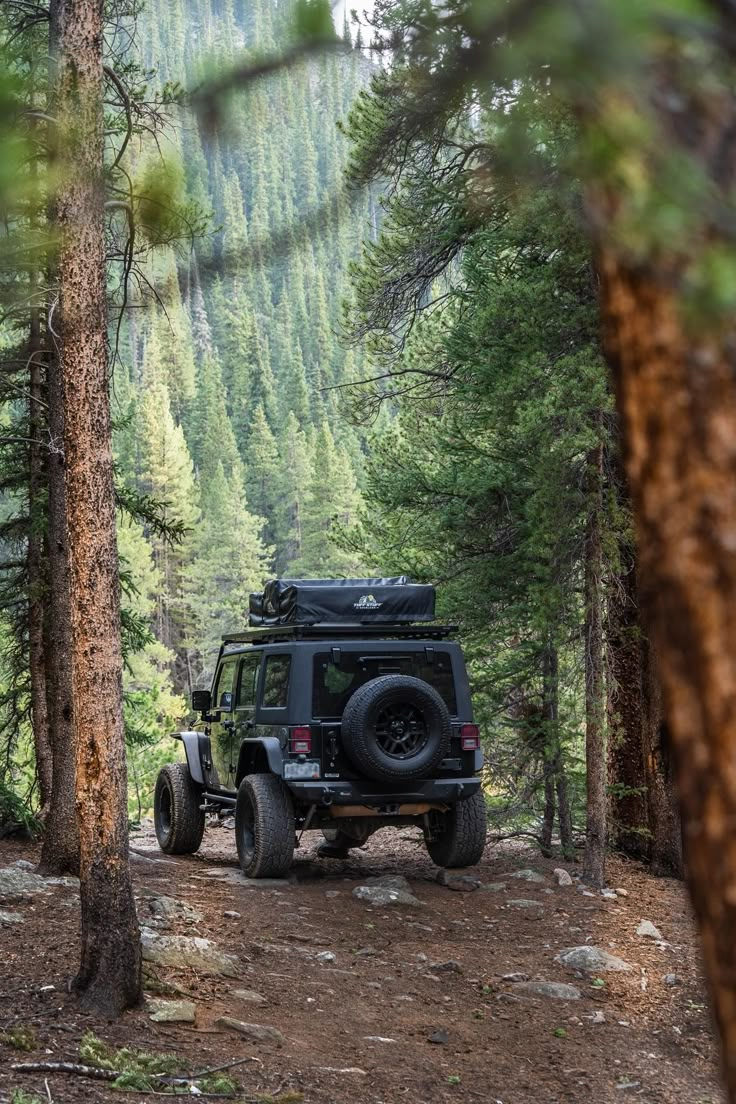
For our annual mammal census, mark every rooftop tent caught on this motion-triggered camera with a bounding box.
[249,577,436,626]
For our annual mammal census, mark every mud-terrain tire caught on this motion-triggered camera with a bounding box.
[154,763,205,855]
[424,790,487,868]
[235,774,295,878]
[341,675,451,783]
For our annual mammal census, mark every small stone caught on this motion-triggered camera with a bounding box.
[512,981,582,1000]
[325,891,340,898]
[428,1029,449,1044]
[508,869,546,883]
[553,868,573,887]
[416,953,428,962]
[11,860,34,871]
[138,890,203,923]
[615,888,629,898]
[588,1010,606,1023]
[147,998,196,1023]
[215,1018,283,1045]
[430,960,462,974]
[501,972,529,982]
[636,920,664,941]
[438,872,481,892]
[355,946,377,957]
[363,1035,396,1043]
[0,910,23,924]
[601,888,618,899]
[663,973,682,987]
[366,982,382,989]
[480,882,507,893]
[231,989,267,1004]
[507,899,542,909]
[223,910,241,920]
[352,885,424,908]
[316,951,337,963]
[556,946,632,973]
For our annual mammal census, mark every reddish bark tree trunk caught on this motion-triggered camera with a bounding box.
[53,0,140,1015]
[598,249,736,1087]
[640,635,683,878]
[583,443,606,887]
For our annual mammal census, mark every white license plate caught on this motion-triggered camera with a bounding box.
[283,760,321,780]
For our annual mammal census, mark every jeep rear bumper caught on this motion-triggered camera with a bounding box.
[285,776,482,807]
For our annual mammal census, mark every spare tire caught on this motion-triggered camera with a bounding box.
[341,675,451,782]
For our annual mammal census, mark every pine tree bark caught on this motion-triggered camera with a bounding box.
[53,0,140,1015]
[597,248,736,1087]
[607,550,650,861]
[27,304,52,812]
[640,634,683,878]
[583,443,606,887]
[38,344,79,876]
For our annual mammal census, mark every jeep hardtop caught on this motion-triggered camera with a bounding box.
[154,578,486,877]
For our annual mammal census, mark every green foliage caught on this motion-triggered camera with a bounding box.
[79,1032,184,1076]
[2,1026,37,1052]
[10,1091,44,1104]
[293,0,336,45]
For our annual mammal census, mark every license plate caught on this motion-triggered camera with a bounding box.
[283,760,321,780]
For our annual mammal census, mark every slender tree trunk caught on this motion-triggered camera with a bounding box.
[27,302,52,812]
[607,550,650,861]
[583,443,606,887]
[640,635,683,878]
[39,343,79,875]
[53,0,140,1015]
[597,247,736,1089]
[540,757,555,858]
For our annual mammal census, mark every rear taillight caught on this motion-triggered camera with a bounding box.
[290,726,312,754]
[460,724,480,750]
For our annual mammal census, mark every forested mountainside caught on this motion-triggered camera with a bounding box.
[114,0,377,707]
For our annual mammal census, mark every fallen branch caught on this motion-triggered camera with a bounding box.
[11,1062,119,1082]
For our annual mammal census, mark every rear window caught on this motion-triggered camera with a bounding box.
[312,651,457,719]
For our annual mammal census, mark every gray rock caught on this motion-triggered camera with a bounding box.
[367,874,413,892]
[11,860,35,871]
[601,888,618,899]
[480,882,507,893]
[437,871,481,892]
[140,928,241,977]
[507,898,542,909]
[138,890,203,924]
[508,869,546,883]
[556,946,632,973]
[430,960,462,974]
[553,868,573,887]
[0,867,49,902]
[45,875,80,889]
[0,910,23,923]
[428,1029,449,1044]
[352,884,424,908]
[513,981,582,1000]
[147,998,196,1023]
[215,1017,283,1046]
[316,951,337,963]
[663,973,682,987]
[615,888,629,898]
[325,891,340,898]
[231,989,267,1004]
[223,910,241,920]
[355,946,377,957]
[501,972,529,982]
[636,919,664,940]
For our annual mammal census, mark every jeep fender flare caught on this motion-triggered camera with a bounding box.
[171,731,209,787]
[235,738,284,787]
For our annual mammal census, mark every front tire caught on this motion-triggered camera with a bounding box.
[235,774,295,878]
[424,791,487,868]
[154,763,205,855]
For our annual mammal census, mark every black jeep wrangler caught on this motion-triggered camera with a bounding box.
[153,578,486,877]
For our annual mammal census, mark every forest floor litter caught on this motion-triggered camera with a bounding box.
[0,827,722,1104]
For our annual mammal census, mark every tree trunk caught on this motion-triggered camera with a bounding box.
[38,344,79,876]
[583,443,606,887]
[53,0,140,1016]
[27,303,52,812]
[607,549,650,861]
[640,635,683,878]
[597,247,736,1089]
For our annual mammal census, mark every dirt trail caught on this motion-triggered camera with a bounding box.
[0,826,723,1104]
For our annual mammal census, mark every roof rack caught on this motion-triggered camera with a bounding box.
[222,623,458,647]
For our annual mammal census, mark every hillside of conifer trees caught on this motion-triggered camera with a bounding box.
[112,0,379,728]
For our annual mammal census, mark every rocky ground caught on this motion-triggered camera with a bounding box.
[0,823,724,1104]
